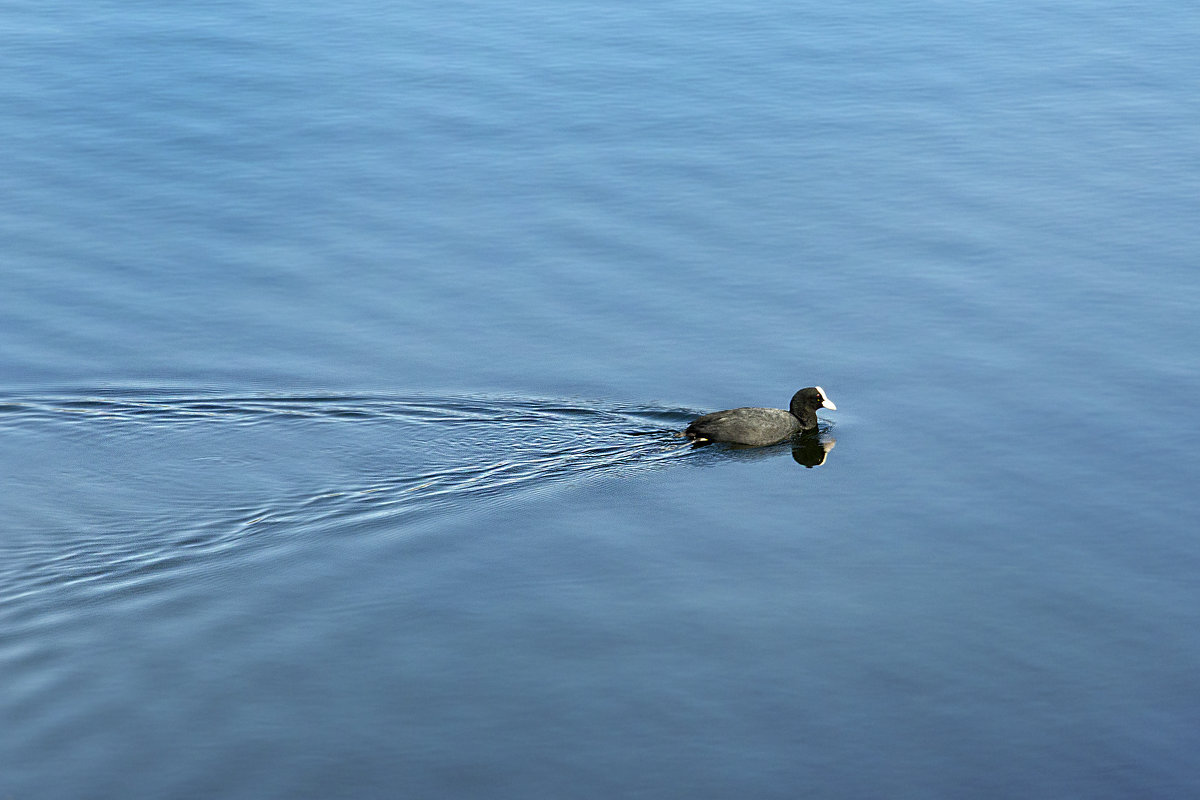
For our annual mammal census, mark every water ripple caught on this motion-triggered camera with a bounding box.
[0,391,696,430]
[0,390,700,614]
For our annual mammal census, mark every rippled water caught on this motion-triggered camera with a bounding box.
[0,392,693,556]
[4,0,1200,797]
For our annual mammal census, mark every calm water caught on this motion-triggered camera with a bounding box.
[3,1,1199,797]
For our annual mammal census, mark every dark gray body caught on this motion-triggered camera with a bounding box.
[685,407,802,446]
[684,387,834,446]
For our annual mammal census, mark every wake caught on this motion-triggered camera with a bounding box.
[0,390,699,609]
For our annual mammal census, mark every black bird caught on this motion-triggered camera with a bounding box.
[685,387,836,446]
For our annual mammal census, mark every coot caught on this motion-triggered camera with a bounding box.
[685,386,836,446]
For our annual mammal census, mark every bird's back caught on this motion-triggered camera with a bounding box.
[684,406,799,446]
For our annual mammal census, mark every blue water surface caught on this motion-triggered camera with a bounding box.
[3,1,1199,797]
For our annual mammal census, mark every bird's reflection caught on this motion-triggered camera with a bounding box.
[791,434,836,467]
[689,430,837,468]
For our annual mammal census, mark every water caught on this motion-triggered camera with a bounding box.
[3,1,1199,797]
